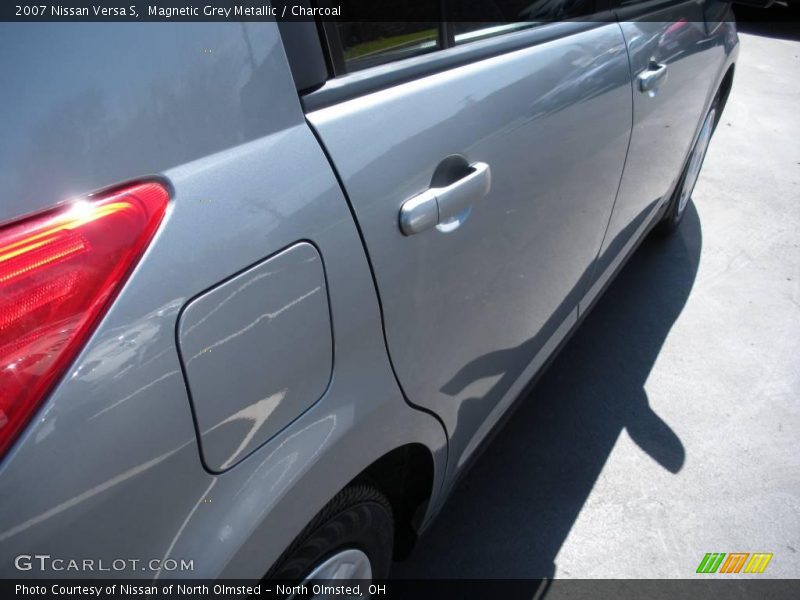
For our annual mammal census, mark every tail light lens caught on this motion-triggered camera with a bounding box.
[0,182,169,458]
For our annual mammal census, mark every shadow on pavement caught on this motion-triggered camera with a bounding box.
[393,201,703,578]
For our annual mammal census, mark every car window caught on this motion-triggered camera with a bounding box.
[337,22,441,72]
[323,0,599,76]
[449,0,596,44]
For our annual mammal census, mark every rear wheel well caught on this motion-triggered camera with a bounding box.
[716,65,735,124]
[352,443,435,560]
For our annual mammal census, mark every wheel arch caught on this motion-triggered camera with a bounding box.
[716,64,735,126]
[353,443,436,559]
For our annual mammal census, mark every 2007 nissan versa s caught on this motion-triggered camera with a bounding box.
[0,0,741,584]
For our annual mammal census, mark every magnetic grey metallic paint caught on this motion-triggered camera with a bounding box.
[308,23,634,493]
[0,7,738,580]
[177,242,333,473]
[593,8,727,286]
[0,22,447,578]
[581,15,738,312]
[0,22,296,224]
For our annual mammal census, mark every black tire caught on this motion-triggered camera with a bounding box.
[656,97,720,236]
[266,484,394,582]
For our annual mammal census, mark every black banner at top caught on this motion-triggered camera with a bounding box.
[1,0,799,22]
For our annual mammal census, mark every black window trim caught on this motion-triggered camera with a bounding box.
[277,18,331,94]
[301,16,611,112]
[319,20,347,76]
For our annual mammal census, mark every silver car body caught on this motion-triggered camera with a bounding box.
[0,3,738,578]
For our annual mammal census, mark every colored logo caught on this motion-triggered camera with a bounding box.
[696,552,773,574]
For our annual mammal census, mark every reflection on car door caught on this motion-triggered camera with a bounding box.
[585,1,721,306]
[308,23,632,482]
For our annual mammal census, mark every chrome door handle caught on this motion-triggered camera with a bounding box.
[638,62,668,93]
[399,162,491,235]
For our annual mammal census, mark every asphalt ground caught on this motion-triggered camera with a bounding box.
[393,28,800,579]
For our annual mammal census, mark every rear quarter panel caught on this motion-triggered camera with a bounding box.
[0,22,446,578]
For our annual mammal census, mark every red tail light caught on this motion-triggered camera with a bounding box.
[0,182,169,457]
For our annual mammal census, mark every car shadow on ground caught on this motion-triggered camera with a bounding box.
[392,202,702,578]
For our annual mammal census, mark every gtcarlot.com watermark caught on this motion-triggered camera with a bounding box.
[14,554,194,573]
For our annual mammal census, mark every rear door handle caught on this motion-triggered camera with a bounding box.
[400,162,491,235]
[638,62,668,94]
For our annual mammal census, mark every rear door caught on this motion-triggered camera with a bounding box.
[306,9,633,473]
[586,0,723,304]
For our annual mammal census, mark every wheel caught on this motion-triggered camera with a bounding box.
[657,98,719,235]
[266,484,394,588]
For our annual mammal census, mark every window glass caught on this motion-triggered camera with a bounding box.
[449,0,596,45]
[337,22,440,72]
[327,0,599,75]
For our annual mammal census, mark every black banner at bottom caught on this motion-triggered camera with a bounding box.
[4,579,800,600]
